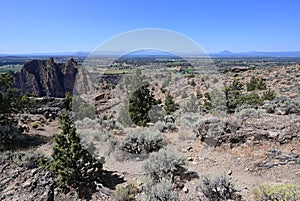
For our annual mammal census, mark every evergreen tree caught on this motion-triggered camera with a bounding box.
[164,93,179,115]
[246,76,266,91]
[41,113,103,197]
[224,79,244,113]
[0,74,32,149]
[129,84,160,126]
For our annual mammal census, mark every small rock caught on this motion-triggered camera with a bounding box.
[191,161,198,165]
[182,187,189,193]
[227,170,232,176]
[177,183,184,189]
[186,146,193,151]
[187,157,193,161]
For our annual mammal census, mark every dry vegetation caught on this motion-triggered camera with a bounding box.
[1,61,300,200]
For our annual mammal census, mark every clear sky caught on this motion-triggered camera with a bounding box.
[1,0,299,54]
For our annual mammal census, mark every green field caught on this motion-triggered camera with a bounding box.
[0,65,23,74]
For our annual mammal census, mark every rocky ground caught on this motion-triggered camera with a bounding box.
[1,63,300,200]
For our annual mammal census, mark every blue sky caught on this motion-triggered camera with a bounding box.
[0,0,299,53]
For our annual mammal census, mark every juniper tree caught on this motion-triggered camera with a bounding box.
[224,79,244,113]
[129,84,160,126]
[0,74,32,149]
[164,93,179,115]
[41,113,103,197]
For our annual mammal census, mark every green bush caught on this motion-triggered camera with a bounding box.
[114,183,139,201]
[119,128,166,155]
[246,76,266,91]
[202,90,227,114]
[144,147,187,182]
[196,89,203,99]
[253,183,300,201]
[262,88,276,101]
[197,174,242,201]
[235,107,265,119]
[0,122,24,150]
[144,178,180,201]
[240,92,264,106]
[17,152,44,169]
[188,79,196,87]
[183,94,199,113]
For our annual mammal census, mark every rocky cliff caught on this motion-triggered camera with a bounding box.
[11,58,78,98]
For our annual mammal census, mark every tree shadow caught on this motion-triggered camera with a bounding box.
[22,134,51,148]
[0,134,50,151]
[181,170,199,182]
[101,170,126,190]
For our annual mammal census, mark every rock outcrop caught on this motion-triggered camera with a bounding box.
[0,152,55,201]
[29,97,67,119]
[197,115,300,147]
[11,58,78,98]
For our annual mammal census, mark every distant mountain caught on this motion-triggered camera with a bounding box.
[211,50,300,57]
[120,49,181,58]
[2,50,300,58]
[217,50,235,56]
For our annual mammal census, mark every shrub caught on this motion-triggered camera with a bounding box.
[72,96,96,120]
[154,121,177,133]
[144,178,180,201]
[213,77,219,83]
[165,122,177,132]
[262,88,276,101]
[75,117,100,130]
[31,120,42,129]
[162,79,170,89]
[114,183,139,201]
[0,151,43,169]
[119,128,166,155]
[183,94,199,113]
[18,152,44,169]
[235,107,265,119]
[154,120,166,132]
[196,90,203,99]
[253,183,300,201]
[144,147,187,182]
[188,79,196,87]
[178,113,202,140]
[197,174,242,201]
[118,104,134,127]
[0,122,23,150]
[240,92,264,106]
[202,90,227,114]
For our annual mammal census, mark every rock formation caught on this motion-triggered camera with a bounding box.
[11,58,78,98]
